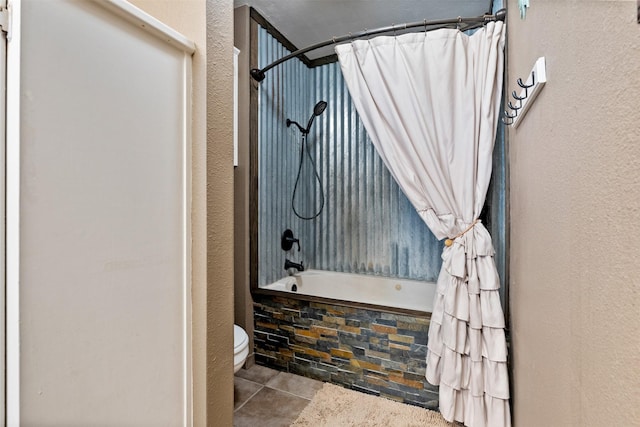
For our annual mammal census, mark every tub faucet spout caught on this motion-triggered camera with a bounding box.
[284,259,304,272]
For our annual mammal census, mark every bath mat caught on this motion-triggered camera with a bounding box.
[290,383,455,427]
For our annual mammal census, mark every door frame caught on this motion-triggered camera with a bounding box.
[5,0,20,422]
[0,0,7,423]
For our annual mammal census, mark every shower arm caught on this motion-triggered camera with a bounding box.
[250,9,506,82]
[286,119,307,134]
[285,116,319,135]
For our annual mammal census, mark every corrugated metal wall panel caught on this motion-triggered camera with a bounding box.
[258,28,443,286]
[258,27,312,285]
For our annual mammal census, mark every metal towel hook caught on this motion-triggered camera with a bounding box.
[504,109,517,120]
[517,72,536,97]
[508,101,522,111]
[512,90,527,101]
[517,75,536,88]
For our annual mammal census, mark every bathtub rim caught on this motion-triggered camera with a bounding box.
[251,283,432,318]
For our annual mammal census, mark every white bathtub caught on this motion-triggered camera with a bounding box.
[260,269,435,313]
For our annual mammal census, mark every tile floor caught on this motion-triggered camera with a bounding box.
[234,364,324,427]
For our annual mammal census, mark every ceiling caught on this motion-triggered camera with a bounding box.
[234,0,493,60]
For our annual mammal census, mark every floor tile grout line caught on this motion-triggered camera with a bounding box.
[234,368,323,416]
[235,375,271,387]
[246,372,304,399]
[263,383,318,401]
[235,381,315,409]
[264,381,324,401]
[233,384,265,413]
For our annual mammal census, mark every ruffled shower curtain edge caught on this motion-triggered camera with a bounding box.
[335,22,510,427]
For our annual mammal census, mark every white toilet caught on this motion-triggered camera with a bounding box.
[234,324,249,374]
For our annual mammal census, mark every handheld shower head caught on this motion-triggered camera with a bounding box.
[286,100,328,135]
[306,100,327,133]
[313,101,327,117]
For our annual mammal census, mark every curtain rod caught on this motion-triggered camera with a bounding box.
[251,9,506,82]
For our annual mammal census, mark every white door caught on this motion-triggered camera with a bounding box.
[5,0,194,425]
[0,0,6,423]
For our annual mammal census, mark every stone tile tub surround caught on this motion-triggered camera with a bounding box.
[253,295,439,410]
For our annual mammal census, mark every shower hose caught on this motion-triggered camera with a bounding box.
[292,133,324,220]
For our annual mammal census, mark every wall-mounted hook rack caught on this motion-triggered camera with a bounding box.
[504,57,547,128]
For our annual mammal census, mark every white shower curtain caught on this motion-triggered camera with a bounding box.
[336,22,510,427]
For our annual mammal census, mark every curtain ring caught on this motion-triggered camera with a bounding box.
[423,19,427,32]
[457,16,462,30]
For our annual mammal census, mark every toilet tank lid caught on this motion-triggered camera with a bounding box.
[234,324,249,349]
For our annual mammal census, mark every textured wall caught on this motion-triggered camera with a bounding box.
[128,1,235,425]
[507,2,640,426]
[205,0,236,425]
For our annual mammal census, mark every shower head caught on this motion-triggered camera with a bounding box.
[306,100,328,133]
[286,100,328,135]
[313,101,327,117]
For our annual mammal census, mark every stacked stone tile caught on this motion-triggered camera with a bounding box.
[253,295,439,410]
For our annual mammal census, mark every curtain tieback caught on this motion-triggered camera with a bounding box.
[444,219,479,247]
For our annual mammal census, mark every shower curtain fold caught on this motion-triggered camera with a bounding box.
[335,21,510,427]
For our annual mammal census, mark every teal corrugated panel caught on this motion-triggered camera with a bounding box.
[258,28,444,286]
